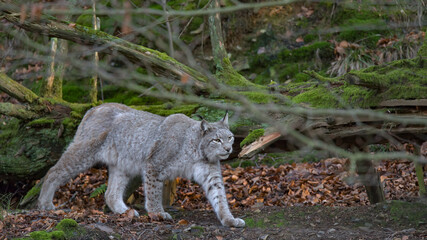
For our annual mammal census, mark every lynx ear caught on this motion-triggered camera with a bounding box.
[221,111,229,127]
[201,119,211,134]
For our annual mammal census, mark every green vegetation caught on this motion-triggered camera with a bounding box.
[132,103,199,117]
[90,184,107,198]
[228,150,327,168]
[389,200,427,227]
[55,219,78,231]
[27,118,55,128]
[240,129,264,148]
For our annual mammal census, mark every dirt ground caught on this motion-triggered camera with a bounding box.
[119,200,427,240]
[3,199,426,240]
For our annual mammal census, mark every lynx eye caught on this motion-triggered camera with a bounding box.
[212,139,221,143]
[228,136,233,142]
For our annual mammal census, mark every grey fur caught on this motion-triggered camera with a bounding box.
[37,103,244,227]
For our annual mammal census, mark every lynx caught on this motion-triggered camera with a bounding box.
[38,103,245,227]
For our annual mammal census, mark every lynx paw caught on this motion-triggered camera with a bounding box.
[38,202,56,211]
[222,217,245,228]
[148,212,172,221]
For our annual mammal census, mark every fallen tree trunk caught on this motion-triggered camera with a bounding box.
[0,8,208,93]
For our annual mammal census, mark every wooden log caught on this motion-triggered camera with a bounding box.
[379,99,427,107]
[162,179,177,207]
[238,132,281,158]
[356,159,385,204]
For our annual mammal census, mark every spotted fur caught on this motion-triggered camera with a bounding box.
[38,103,244,227]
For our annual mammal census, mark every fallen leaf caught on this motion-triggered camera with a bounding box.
[178,219,189,225]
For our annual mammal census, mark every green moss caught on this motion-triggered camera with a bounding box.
[240,129,264,148]
[341,84,378,108]
[55,219,78,231]
[239,91,277,104]
[27,118,55,128]
[21,183,41,206]
[62,82,90,103]
[61,117,78,130]
[50,231,65,239]
[68,111,82,119]
[217,58,260,88]
[0,117,75,180]
[279,41,334,63]
[278,63,310,81]
[76,9,94,27]
[332,7,383,25]
[337,18,387,47]
[0,118,20,140]
[132,104,199,116]
[102,86,162,106]
[29,231,51,240]
[293,72,311,83]
[346,59,427,100]
[303,33,317,43]
[245,217,266,228]
[292,85,338,108]
[418,37,427,58]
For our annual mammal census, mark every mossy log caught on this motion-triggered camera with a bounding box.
[0,72,92,181]
[0,9,208,93]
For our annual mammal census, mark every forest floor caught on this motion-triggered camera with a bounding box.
[1,158,427,239]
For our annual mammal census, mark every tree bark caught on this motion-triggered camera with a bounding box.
[356,159,385,204]
[208,0,227,70]
[0,73,39,104]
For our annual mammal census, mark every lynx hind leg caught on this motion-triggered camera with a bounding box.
[143,172,172,220]
[38,146,94,210]
[105,167,139,216]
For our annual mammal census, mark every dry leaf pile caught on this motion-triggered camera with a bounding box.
[176,158,423,210]
[49,158,424,211]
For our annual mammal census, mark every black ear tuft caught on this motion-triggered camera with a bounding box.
[201,119,211,134]
[221,110,229,127]
[195,114,204,120]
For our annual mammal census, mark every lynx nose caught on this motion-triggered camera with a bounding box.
[224,147,231,153]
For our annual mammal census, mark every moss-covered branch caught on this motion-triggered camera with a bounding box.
[1,9,208,91]
[0,72,39,104]
[0,102,40,119]
[303,70,340,84]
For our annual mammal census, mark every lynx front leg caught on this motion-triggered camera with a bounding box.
[143,171,172,220]
[195,164,245,227]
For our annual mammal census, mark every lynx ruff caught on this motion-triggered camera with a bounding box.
[37,103,245,227]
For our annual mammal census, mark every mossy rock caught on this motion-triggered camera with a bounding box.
[289,57,426,108]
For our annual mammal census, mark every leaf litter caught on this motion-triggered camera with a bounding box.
[1,158,426,239]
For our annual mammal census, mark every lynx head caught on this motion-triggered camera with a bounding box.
[199,112,234,163]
